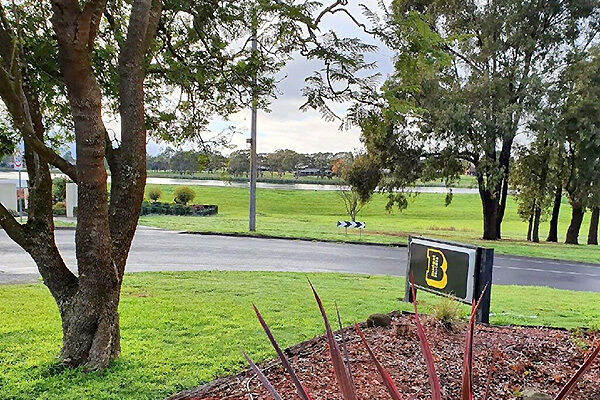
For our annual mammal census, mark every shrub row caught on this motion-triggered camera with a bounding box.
[140,201,217,216]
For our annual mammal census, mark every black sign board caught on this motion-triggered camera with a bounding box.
[404,236,494,323]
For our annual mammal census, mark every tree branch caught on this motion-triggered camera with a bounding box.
[0,61,78,182]
[0,201,26,249]
[27,136,78,182]
[77,0,107,49]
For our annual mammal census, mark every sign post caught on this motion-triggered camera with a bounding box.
[337,221,365,237]
[403,236,493,323]
[12,146,23,223]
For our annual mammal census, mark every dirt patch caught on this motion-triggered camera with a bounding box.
[167,313,599,400]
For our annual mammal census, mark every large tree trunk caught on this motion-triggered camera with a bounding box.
[496,176,509,239]
[51,0,119,369]
[588,207,599,245]
[480,189,499,240]
[495,138,514,239]
[546,184,562,242]
[565,204,585,245]
[47,0,160,370]
[0,0,158,372]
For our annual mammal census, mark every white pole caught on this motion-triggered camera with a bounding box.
[249,14,258,232]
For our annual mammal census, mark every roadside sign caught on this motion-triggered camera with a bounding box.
[12,148,23,171]
[404,236,494,323]
[337,221,365,229]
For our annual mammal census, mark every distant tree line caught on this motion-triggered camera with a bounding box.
[146,147,354,178]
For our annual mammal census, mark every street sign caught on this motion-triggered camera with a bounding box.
[337,221,365,229]
[404,236,494,323]
[12,148,23,171]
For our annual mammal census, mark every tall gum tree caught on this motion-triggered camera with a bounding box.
[0,0,376,370]
[355,0,600,239]
[560,50,600,244]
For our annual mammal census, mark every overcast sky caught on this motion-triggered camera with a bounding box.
[148,0,394,156]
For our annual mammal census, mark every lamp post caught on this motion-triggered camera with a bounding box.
[248,13,258,232]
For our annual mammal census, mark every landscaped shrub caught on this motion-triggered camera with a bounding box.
[52,178,67,202]
[174,186,196,205]
[147,187,162,202]
[140,201,217,217]
[245,277,600,400]
[53,202,66,216]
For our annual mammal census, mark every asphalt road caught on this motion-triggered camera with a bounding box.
[1,227,599,292]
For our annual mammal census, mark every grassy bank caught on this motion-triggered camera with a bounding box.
[1,271,599,400]
[139,185,600,263]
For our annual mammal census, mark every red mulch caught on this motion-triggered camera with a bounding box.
[168,312,600,400]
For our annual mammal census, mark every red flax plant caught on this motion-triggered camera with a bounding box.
[244,278,600,400]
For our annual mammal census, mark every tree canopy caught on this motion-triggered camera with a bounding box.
[357,0,600,239]
[0,0,377,370]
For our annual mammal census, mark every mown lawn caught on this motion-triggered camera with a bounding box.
[139,185,600,264]
[1,271,599,400]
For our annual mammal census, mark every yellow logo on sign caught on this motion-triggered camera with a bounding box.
[426,248,448,289]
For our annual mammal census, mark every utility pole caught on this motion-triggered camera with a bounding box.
[248,13,258,231]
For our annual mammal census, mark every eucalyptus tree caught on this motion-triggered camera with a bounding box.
[510,140,562,242]
[560,50,600,244]
[356,0,600,239]
[0,0,375,370]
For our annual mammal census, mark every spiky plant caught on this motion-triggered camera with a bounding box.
[244,277,600,400]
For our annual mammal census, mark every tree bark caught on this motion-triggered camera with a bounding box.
[495,137,514,239]
[588,207,599,245]
[546,184,562,242]
[527,212,533,241]
[532,206,542,243]
[496,175,509,239]
[480,189,499,240]
[0,0,160,371]
[565,204,585,245]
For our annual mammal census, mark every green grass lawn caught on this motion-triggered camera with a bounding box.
[1,271,599,400]
[139,185,600,264]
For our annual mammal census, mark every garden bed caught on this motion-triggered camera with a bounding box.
[168,312,599,400]
[140,202,218,216]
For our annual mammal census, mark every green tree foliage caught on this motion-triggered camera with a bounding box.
[52,178,68,202]
[0,0,377,370]
[338,155,381,221]
[173,186,196,205]
[559,50,600,244]
[228,149,250,176]
[510,140,563,242]
[147,187,162,202]
[0,120,16,160]
[263,149,305,176]
[357,0,600,240]
[170,150,209,174]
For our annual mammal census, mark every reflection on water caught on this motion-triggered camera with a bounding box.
[0,171,482,194]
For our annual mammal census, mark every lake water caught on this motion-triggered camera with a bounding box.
[0,171,481,194]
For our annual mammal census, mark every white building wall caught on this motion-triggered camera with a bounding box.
[66,182,78,218]
[0,183,17,212]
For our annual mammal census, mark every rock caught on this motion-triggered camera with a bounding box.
[522,389,552,400]
[366,313,392,328]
